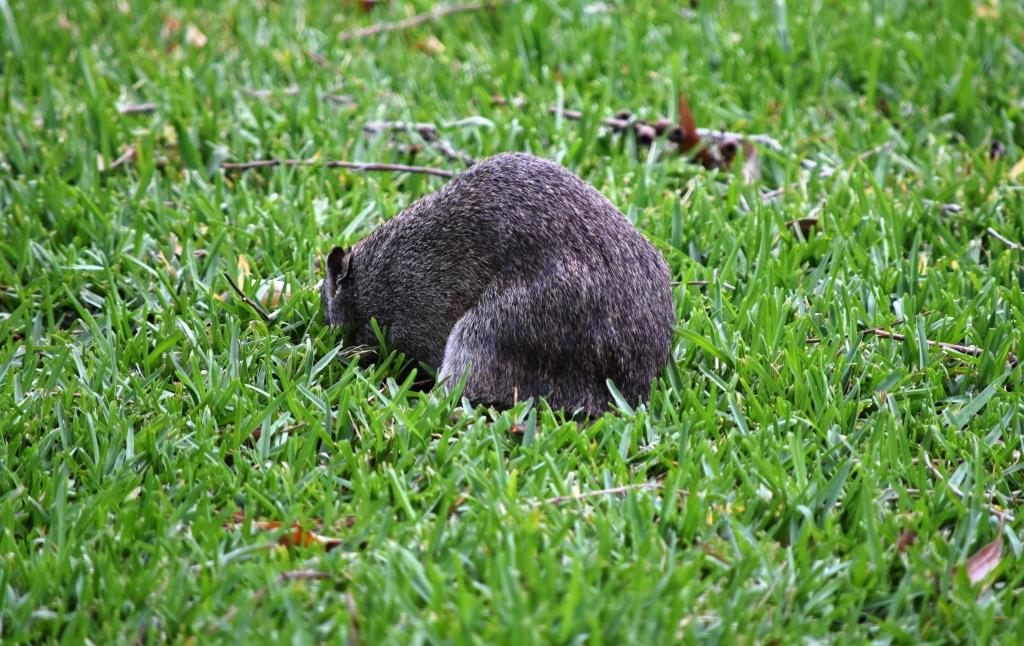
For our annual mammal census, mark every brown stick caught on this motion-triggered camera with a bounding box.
[220,159,454,178]
[345,592,361,646]
[118,102,158,115]
[304,49,331,67]
[363,120,475,164]
[924,451,1015,523]
[277,569,332,582]
[241,85,300,99]
[107,147,137,171]
[866,328,1017,367]
[987,227,1021,251]
[339,1,505,41]
[543,482,664,505]
[222,272,273,323]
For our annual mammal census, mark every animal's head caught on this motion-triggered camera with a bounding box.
[321,246,359,331]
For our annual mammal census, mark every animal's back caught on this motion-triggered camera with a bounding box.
[349,152,675,414]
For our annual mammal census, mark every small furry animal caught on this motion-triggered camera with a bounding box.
[321,152,674,416]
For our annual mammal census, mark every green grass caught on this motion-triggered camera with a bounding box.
[2,0,1023,642]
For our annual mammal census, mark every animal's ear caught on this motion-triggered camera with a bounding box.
[326,246,351,279]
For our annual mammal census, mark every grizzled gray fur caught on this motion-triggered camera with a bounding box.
[321,152,675,416]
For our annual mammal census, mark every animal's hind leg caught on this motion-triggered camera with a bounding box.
[438,287,606,415]
[438,306,536,408]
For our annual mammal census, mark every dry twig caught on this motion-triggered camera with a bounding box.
[107,147,136,171]
[277,569,332,582]
[924,451,1015,523]
[345,592,361,646]
[548,107,783,152]
[118,102,157,115]
[987,227,1021,251]
[866,328,1017,367]
[363,120,475,164]
[543,482,664,505]
[241,85,299,99]
[304,49,331,67]
[222,272,274,323]
[220,158,454,178]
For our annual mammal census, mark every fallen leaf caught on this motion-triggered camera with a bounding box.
[256,280,291,309]
[895,529,917,553]
[786,217,819,238]
[224,513,352,552]
[448,491,470,516]
[236,254,251,289]
[57,13,79,36]
[676,92,704,155]
[1009,156,1024,181]
[677,92,728,169]
[975,1,999,19]
[279,524,343,550]
[741,141,760,183]
[154,250,178,281]
[917,251,929,275]
[185,24,208,48]
[161,14,181,40]
[416,35,445,56]
[963,534,1003,585]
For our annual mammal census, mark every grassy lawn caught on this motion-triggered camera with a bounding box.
[2,0,1024,642]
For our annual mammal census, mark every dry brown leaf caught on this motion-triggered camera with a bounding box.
[161,14,181,40]
[975,1,999,19]
[416,35,445,56]
[154,250,178,281]
[963,534,1003,585]
[448,491,470,516]
[676,92,704,155]
[257,280,291,309]
[741,141,760,183]
[278,524,343,550]
[786,217,819,238]
[677,92,732,169]
[224,513,346,552]
[57,13,79,36]
[895,529,917,553]
[1009,156,1024,181]
[236,254,251,289]
[185,24,208,48]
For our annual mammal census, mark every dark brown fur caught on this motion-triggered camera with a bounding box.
[321,153,674,416]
